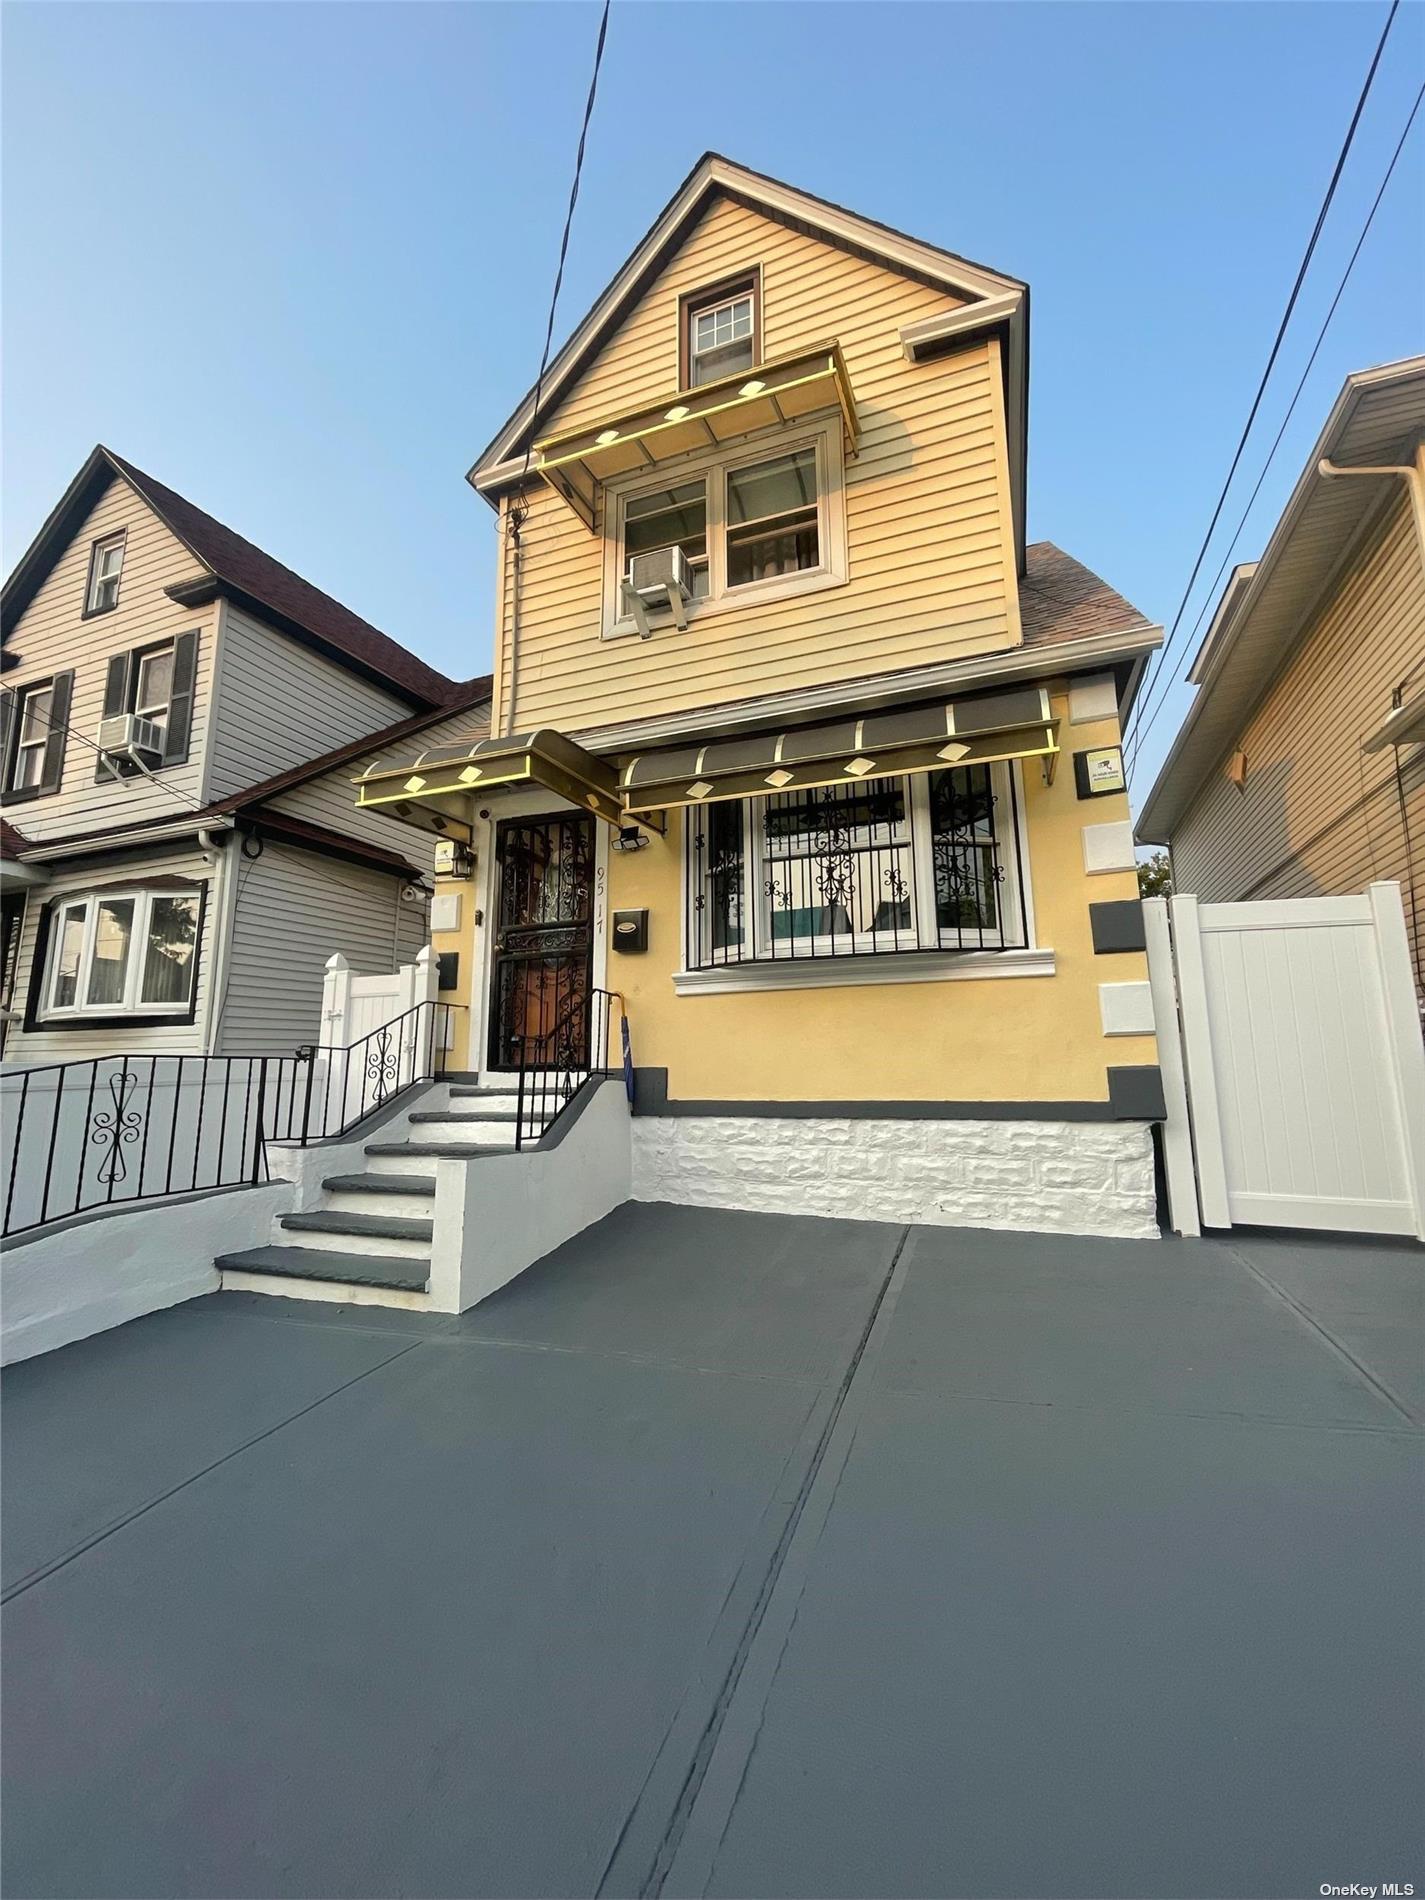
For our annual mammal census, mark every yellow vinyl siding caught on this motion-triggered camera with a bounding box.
[1171,492,1425,996]
[2,478,216,841]
[494,196,1022,734]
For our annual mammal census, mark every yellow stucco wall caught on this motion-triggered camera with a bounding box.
[601,703,1154,1104]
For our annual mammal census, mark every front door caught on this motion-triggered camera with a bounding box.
[488,812,595,1071]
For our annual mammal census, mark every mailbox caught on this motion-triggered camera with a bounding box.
[612,909,648,954]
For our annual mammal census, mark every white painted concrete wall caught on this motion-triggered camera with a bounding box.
[1,1181,292,1365]
[437,1080,633,1311]
[632,1116,1159,1240]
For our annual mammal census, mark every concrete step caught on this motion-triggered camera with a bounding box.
[279,1209,433,1260]
[216,1245,429,1293]
[321,1173,438,1220]
[447,1085,521,1103]
[397,1115,520,1147]
[365,1138,517,1163]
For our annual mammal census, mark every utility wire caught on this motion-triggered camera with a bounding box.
[1127,66,1424,778]
[514,0,612,495]
[1122,0,1403,764]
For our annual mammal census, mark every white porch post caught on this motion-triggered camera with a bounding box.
[404,945,439,1080]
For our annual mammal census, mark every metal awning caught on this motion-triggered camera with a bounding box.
[355,730,624,834]
[617,686,1059,814]
[533,343,859,530]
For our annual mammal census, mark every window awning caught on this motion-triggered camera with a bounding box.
[617,686,1059,814]
[354,730,624,835]
[533,343,859,530]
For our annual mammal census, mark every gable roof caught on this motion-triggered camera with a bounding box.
[2,447,461,710]
[1136,356,1425,844]
[467,152,1030,564]
[1,818,32,859]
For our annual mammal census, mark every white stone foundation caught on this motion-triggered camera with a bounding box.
[631,1116,1159,1240]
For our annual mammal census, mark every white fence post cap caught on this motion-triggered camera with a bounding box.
[324,953,351,971]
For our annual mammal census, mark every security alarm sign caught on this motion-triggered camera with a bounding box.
[1073,745,1126,799]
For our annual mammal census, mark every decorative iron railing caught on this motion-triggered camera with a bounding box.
[1,1000,461,1239]
[685,766,1031,969]
[513,987,627,1150]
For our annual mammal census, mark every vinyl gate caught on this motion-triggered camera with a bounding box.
[1146,882,1425,1240]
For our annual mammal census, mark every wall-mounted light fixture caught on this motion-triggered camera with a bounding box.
[433,838,475,879]
[610,824,650,853]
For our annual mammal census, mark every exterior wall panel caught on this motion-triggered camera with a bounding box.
[494,196,1023,735]
[1,478,216,841]
[1170,494,1425,993]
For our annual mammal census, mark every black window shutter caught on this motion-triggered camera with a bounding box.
[95,652,133,782]
[0,688,14,791]
[38,670,71,795]
[162,631,198,766]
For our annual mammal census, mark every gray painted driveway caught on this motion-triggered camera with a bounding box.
[3,1204,1421,1899]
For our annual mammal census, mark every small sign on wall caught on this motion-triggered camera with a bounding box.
[430,892,462,934]
[1073,745,1126,800]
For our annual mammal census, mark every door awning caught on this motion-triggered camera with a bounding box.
[533,343,859,530]
[355,729,624,834]
[617,686,1059,815]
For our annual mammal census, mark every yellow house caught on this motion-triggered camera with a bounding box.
[357,155,1166,1239]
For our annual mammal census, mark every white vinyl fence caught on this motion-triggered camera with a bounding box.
[1147,881,1425,1240]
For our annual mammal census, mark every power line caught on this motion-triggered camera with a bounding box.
[1122,0,1403,762]
[1127,67,1424,778]
[514,0,612,493]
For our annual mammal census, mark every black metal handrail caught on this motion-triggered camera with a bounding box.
[1,1000,462,1240]
[513,987,626,1150]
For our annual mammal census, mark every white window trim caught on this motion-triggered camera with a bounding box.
[688,290,756,386]
[600,414,848,640]
[85,533,126,615]
[132,640,176,741]
[43,886,201,1019]
[677,762,1038,983]
[10,683,53,792]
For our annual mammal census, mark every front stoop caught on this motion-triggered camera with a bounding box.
[214,1081,526,1307]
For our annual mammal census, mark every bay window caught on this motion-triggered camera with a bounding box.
[42,886,202,1019]
[686,764,1028,970]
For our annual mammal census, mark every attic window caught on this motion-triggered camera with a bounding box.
[84,532,126,616]
[681,271,760,388]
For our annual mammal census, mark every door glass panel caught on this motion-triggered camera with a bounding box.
[86,899,134,1006]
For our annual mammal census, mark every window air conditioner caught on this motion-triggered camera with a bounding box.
[622,545,693,637]
[98,713,164,766]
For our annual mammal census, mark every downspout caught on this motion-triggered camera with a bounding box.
[503,498,526,738]
[1317,454,1425,568]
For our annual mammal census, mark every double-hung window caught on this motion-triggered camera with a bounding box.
[43,886,201,1019]
[85,533,126,615]
[686,764,1028,970]
[132,642,175,746]
[687,290,755,386]
[9,684,53,793]
[607,423,843,636]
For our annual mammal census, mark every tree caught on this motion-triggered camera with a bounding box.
[1137,851,1172,899]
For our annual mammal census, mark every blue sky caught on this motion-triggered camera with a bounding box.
[4,2,1421,801]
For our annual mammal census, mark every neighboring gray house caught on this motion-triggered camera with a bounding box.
[0,446,490,1063]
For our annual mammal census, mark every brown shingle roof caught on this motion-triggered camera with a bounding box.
[1019,541,1155,649]
[100,451,460,709]
[1,818,32,859]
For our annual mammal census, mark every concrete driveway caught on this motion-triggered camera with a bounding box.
[3,1203,1421,1899]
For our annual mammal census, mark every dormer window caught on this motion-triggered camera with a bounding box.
[84,532,126,616]
[681,271,760,388]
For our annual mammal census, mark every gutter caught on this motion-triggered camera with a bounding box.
[1318,453,1425,566]
[16,814,237,864]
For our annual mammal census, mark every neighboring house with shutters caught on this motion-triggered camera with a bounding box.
[356,153,1168,1240]
[1136,357,1425,1003]
[0,446,490,1064]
